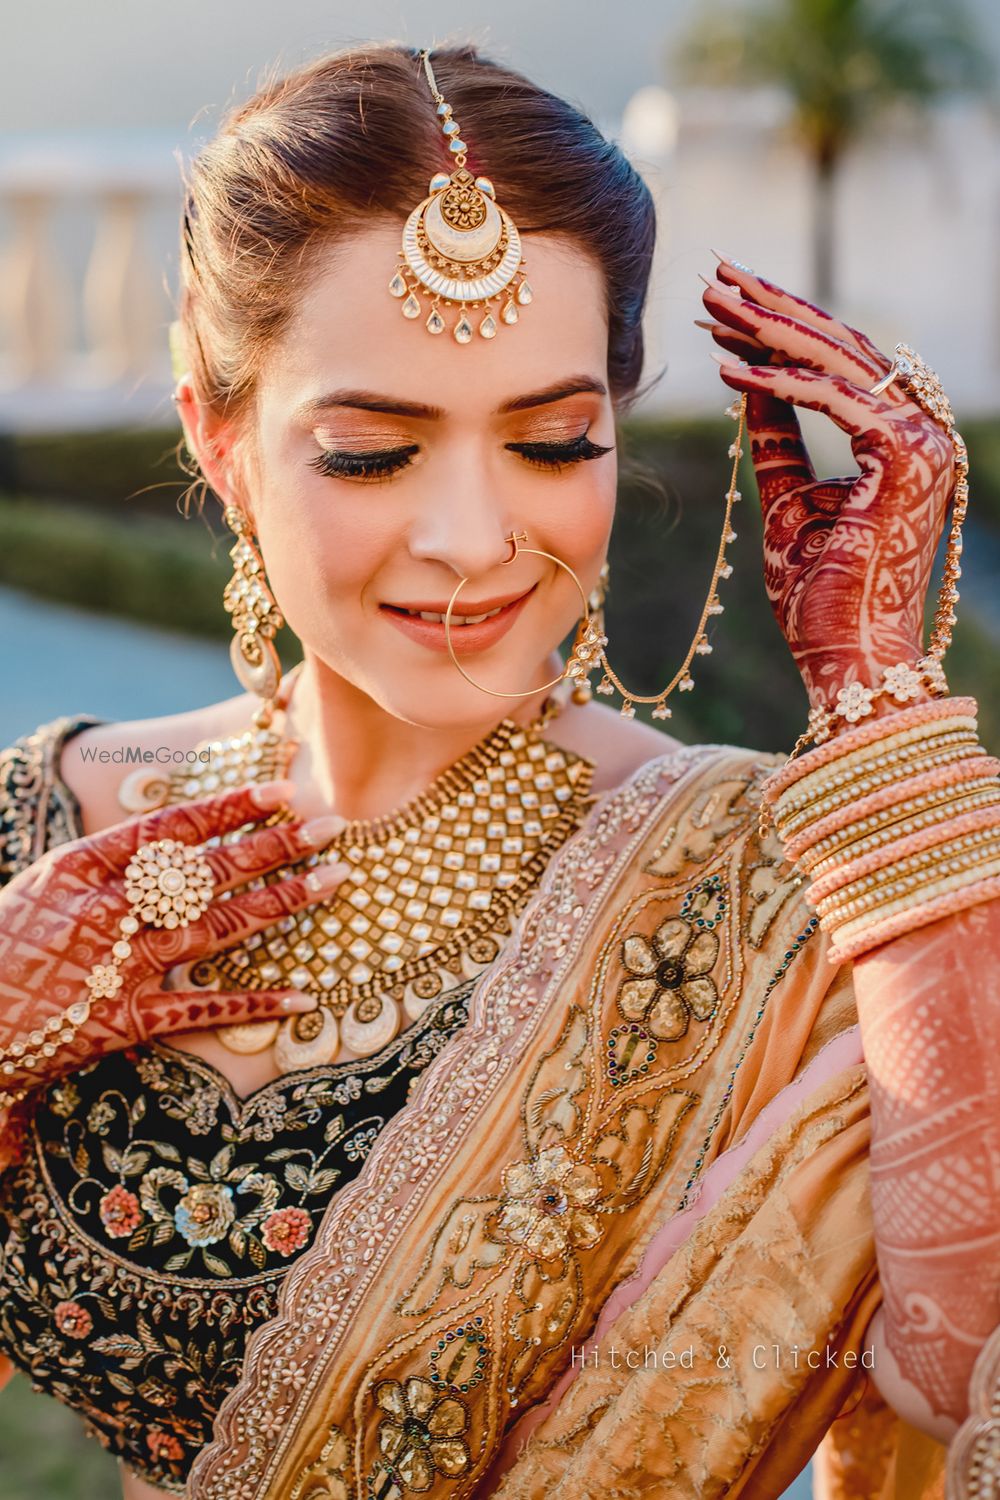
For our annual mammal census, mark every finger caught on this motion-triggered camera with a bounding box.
[743,390,817,518]
[157,859,352,965]
[713,255,891,372]
[95,780,298,870]
[713,357,898,442]
[694,317,768,365]
[137,986,319,1041]
[702,280,883,385]
[203,814,347,893]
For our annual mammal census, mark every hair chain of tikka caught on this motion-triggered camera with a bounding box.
[388,49,533,343]
[564,395,747,721]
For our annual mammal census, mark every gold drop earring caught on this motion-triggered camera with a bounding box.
[568,561,610,706]
[222,505,284,722]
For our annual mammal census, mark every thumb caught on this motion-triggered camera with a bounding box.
[137,987,318,1040]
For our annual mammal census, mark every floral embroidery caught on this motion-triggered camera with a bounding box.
[99,1184,142,1239]
[0,983,474,1493]
[617,915,719,1040]
[262,1206,312,1257]
[148,1429,185,1464]
[373,1376,471,1492]
[54,1301,92,1339]
[495,1144,603,1259]
[175,1182,236,1247]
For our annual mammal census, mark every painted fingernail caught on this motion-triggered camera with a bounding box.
[251,779,296,810]
[281,991,319,1013]
[711,351,747,367]
[305,862,351,893]
[299,814,348,849]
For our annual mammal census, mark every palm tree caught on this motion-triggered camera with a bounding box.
[675,0,992,303]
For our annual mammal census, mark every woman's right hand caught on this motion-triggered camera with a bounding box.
[0,779,348,1107]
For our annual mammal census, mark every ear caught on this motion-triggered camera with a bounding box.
[174,375,249,514]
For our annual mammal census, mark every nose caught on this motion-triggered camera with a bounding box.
[407,455,518,581]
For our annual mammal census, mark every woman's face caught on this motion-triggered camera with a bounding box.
[237,221,616,730]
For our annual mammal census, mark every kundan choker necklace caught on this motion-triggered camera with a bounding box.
[118,675,594,1069]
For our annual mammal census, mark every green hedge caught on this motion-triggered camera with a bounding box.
[0,418,996,753]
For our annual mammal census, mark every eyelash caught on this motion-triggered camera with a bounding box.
[308,431,613,483]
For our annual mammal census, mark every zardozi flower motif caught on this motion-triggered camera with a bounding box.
[374,1376,470,1491]
[99,1185,142,1240]
[261,1206,312,1257]
[174,1183,236,1248]
[147,1428,184,1463]
[54,1300,92,1339]
[495,1144,602,1260]
[617,916,719,1041]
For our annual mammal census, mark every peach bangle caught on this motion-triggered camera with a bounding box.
[761,696,979,802]
[801,786,1000,875]
[830,852,1000,936]
[817,842,1000,924]
[828,873,1000,963]
[774,719,979,818]
[781,759,1000,866]
[776,739,983,837]
[809,806,1000,903]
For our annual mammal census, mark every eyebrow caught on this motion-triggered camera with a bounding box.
[299,375,608,422]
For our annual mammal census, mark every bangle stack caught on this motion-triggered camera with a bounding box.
[760,697,1000,962]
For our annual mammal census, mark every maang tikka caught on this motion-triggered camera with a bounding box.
[389,49,532,342]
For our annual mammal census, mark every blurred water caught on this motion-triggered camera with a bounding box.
[0,584,235,743]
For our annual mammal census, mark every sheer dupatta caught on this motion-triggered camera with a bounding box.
[175,743,944,1498]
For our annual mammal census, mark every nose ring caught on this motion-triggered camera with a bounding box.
[505,531,528,561]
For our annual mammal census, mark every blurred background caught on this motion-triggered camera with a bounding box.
[1,1,999,1495]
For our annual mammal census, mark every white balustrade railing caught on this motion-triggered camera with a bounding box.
[0,142,179,431]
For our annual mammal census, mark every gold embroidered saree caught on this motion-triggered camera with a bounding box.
[181,745,942,1496]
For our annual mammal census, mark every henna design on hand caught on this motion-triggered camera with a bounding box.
[702,261,955,707]
[0,781,343,1108]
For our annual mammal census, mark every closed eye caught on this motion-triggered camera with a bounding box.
[308,445,419,482]
[505,432,614,470]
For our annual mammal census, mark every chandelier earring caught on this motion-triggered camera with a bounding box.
[567,561,610,706]
[222,505,284,721]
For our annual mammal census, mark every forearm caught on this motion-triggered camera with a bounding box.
[852,899,1000,1428]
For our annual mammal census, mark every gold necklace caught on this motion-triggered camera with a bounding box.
[119,682,595,1068]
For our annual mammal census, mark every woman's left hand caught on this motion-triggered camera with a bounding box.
[700,257,956,710]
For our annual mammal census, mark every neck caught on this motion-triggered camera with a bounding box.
[282,651,563,823]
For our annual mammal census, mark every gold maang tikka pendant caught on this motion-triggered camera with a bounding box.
[389,51,532,342]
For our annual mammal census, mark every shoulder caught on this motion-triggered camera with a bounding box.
[56,690,258,837]
[547,699,778,797]
[0,714,99,879]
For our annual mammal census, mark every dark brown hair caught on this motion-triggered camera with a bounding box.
[178,42,656,420]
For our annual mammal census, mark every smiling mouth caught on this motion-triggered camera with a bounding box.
[383,584,536,625]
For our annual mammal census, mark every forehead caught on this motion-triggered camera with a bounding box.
[263,221,610,418]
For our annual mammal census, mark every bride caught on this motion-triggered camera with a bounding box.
[0,41,997,1500]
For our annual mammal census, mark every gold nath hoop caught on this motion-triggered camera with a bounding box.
[442,395,748,719]
[444,533,592,698]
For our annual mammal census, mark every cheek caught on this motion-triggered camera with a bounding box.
[252,477,391,639]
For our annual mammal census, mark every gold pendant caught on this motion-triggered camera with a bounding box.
[273,1008,340,1071]
[339,995,401,1057]
[216,1020,281,1055]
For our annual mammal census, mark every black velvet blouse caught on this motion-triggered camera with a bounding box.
[0,719,477,1492]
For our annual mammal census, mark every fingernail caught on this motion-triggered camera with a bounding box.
[281,991,319,1013]
[300,814,348,849]
[711,351,747,367]
[251,779,296,810]
[305,862,351,893]
[693,318,718,331]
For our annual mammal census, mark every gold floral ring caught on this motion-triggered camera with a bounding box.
[125,839,215,931]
